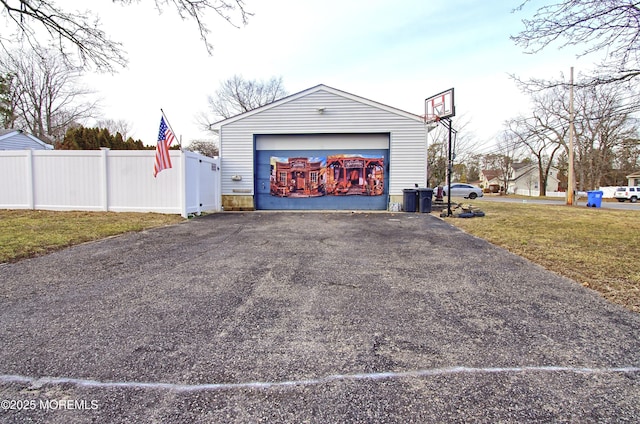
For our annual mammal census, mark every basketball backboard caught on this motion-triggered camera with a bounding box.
[425,88,455,124]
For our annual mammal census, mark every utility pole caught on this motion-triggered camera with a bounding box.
[566,67,576,205]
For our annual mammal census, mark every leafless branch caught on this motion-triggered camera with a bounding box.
[512,0,640,88]
[0,0,252,71]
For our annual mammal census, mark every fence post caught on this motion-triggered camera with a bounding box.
[26,149,35,210]
[180,150,188,218]
[216,157,221,211]
[195,154,201,216]
[100,148,109,211]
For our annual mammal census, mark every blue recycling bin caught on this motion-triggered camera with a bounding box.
[586,190,603,208]
[403,189,418,212]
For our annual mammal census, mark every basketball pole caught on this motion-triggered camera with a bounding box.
[446,118,453,217]
[432,116,455,217]
[424,88,455,216]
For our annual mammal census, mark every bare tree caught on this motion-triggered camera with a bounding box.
[572,84,639,189]
[95,119,133,140]
[0,0,251,72]
[493,132,521,192]
[507,79,639,191]
[205,75,288,122]
[512,0,640,87]
[427,141,447,187]
[612,137,640,184]
[1,48,97,143]
[506,89,568,196]
[185,139,219,157]
[426,114,479,184]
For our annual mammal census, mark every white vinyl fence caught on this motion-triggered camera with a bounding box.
[0,149,220,217]
[512,187,618,198]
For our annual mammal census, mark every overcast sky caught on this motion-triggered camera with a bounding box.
[82,0,597,152]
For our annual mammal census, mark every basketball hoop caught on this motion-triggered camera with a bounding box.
[422,113,441,132]
[424,88,455,123]
[423,114,440,125]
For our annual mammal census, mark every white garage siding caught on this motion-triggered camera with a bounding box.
[215,85,427,199]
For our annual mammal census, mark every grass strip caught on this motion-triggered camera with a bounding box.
[0,210,184,263]
[442,201,640,312]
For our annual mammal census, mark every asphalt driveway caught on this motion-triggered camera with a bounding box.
[1,212,639,423]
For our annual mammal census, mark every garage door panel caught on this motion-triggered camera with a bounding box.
[255,148,388,210]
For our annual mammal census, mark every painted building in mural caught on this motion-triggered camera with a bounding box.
[325,155,384,196]
[212,84,427,211]
[271,154,385,199]
[271,157,325,197]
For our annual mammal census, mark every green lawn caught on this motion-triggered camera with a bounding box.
[442,201,640,312]
[0,210,184,263]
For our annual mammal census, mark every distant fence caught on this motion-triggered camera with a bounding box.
[513,187,618,198]
[0,149,220,217]
[512,189,564,198]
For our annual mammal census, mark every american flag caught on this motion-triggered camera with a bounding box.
[153,116,176,177]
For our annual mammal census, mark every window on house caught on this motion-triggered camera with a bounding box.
[279,172,287,185]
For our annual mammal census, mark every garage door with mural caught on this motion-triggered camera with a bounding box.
[255,147,389,210]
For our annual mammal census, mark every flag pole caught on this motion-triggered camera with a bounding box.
[160,108,182,150]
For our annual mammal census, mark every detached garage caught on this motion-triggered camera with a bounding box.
[212,84,427,211]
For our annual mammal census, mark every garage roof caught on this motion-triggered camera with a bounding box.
[210,84,424,130]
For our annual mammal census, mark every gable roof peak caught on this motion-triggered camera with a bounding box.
[211,83,423,129]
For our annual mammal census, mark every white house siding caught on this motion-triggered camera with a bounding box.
[508,165,561,196]
[219,87,427,200]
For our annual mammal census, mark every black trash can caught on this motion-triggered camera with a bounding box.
[403,189,418,212]
[418,188,434,213]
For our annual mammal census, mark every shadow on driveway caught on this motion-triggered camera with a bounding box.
[1,212,639,423]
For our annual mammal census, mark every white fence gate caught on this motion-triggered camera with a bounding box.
[0,149,220,217]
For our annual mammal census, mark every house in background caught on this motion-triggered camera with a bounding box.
[0,129,53,150]
[626,171,640,186]
[479,169,505,193]
[508,162,561,196]
[481,162,561,196]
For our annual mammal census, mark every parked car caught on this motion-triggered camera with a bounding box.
[442,183,484,199]
[614,186,640,203]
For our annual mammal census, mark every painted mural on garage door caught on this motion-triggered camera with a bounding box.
[255,148,388,210]
[270,154,384,198]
